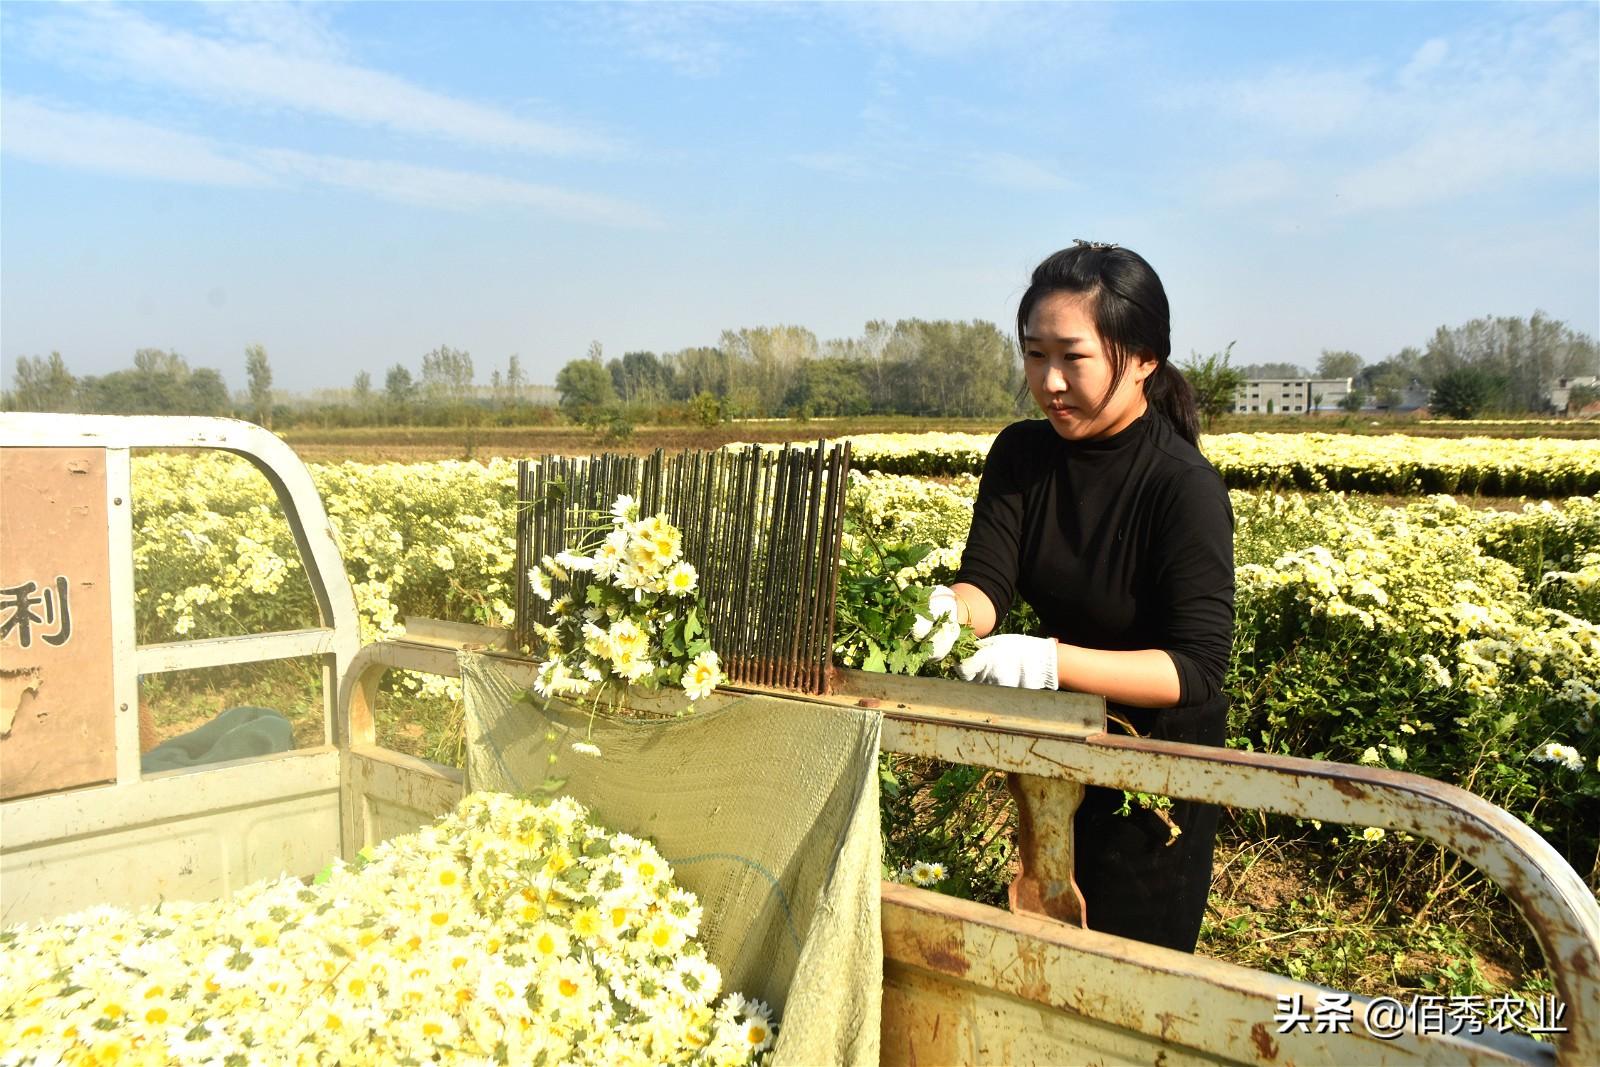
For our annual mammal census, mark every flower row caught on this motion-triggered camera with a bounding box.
[798,430,1600,495]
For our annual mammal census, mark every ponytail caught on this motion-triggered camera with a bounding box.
[1145,362,1200,446]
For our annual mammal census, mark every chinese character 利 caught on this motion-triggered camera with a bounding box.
[0,577,73,649]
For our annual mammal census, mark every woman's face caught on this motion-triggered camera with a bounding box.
[1023,291,1157,441]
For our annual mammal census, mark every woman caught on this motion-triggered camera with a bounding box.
[932,240,1234,952]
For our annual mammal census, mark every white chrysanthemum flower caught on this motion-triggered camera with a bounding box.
[1532,741,1585,772]
[736,997,777,1054]
[540,554,570,583]
[607,618,650,660]
[592,539,623,579]
[681,650,723,701]
[535,661,589,699]
[616,655,655,683]
[634,515,682,566]
[528,566,552,601]
[910,861,947,887]
[554,549,594,573]
[639,913,687,957]
[542,956,601,1020]
[615,561,652,590]
[669,952,722,1006]
[611,494,637,522]
[664,561,698,596]
[1418,653,1452,689]
[1360,826,1386,843]
[571,741,602,757]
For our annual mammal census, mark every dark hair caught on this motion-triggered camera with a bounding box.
[1016,243,1200,445]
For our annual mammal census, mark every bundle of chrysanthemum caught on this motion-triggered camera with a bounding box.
[0,793,777,1066]
[527,496,725,742]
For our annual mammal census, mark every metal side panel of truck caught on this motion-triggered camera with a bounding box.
[2,413,1595,1066]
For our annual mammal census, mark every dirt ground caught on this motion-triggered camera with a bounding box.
[277,417,1009,463]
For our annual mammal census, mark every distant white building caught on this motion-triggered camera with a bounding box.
[1231,377,1351,415]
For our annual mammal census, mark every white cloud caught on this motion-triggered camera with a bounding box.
[199,1,347,62]
[791,152,878,181]
[1334,118,1594,213]
[1180,7,1597,213]
[22,4,618,157]
[836,2,1016,58]
[1,96,656,227]
[1,95,271,188]
[1206,66,1378,139]
[827,1,1120,74]
[592,2,744,78]
[1398,37,1449,86]
[256,149,659,227]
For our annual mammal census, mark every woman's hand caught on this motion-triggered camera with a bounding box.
[957,634,1060,690]
[913,585,962,660]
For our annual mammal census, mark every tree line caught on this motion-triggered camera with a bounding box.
[1,345,560,429]
[554,320,1026,422]
[6,310,1595,427]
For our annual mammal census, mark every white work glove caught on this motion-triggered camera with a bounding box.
[957,634,1060,690]
[912,585,962,661]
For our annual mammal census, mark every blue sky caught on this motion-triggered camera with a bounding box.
[3,1,1596,394]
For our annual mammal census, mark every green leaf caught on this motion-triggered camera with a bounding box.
[863,644,887,673]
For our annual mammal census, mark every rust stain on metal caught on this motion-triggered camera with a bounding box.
[1330,777,1366,800]
[1012,942,1050,1004]
[919,936,971,977]
[857,698,882,708]
[1250,1022,1279,1061]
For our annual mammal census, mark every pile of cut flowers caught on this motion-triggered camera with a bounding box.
[0,792,776,1066]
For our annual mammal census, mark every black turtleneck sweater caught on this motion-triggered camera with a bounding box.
[954,405,1235,952]
[954,406,1234,731]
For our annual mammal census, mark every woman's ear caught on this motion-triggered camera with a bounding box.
[1134,352,1160,384]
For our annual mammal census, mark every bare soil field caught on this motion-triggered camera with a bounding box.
[278,416,1011,463]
